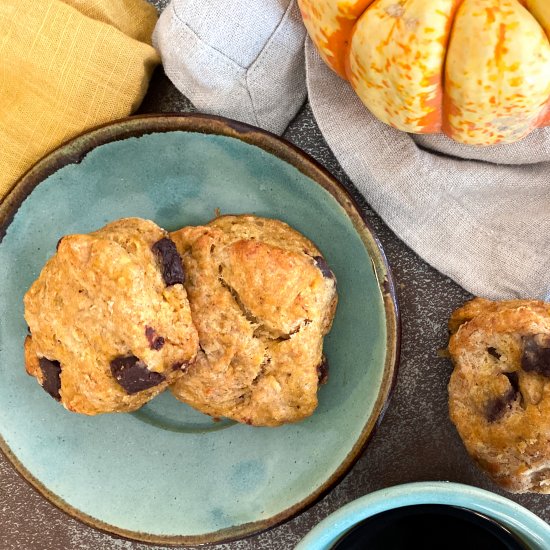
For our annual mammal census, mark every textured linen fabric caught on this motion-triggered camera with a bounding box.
[305,41,550,301]
[0,0,160,200]
[153,0,307,134]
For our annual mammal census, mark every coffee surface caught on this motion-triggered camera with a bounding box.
[331,505,526,550]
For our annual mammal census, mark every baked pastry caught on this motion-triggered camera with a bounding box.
[24,218,199,414]
[447,297,550,493]
[169,215,338,427]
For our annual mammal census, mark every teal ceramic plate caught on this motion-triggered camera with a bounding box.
[296,482,550,549]
[0,115,399,545]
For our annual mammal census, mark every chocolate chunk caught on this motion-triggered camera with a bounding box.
[145,326,165,351]
[486,387,516,423]
[110,355,165,394]
[504,371,520,394]
[485,372,521,421]
[317,356,329,385]
[38,357,62,401]
[172,360,190,372]
[521,335,550,377]
[487,347,501,360]
[152,238,185,286]
[313,256,335,280]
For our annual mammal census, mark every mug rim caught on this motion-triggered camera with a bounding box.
[295,481,550,550]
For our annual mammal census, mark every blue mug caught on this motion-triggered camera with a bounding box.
[296,482,550,549]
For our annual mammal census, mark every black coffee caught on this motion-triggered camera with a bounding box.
[331,505,526,550]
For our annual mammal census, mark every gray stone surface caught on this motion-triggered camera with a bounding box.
[1,2,548,549]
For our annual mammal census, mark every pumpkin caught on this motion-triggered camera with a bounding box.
[298,0,550,145]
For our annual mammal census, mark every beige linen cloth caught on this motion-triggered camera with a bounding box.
[0,0,159,201]
[156,0,550,300]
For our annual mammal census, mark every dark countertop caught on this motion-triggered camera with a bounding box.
[1,3,548,548]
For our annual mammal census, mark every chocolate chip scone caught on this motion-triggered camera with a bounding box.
[24,218,199,414]
[448,297,550,493]
[169,215,338,427]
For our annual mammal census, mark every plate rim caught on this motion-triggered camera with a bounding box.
[0,113,401,546]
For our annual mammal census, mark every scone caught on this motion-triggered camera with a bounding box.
[24,218,199,414]
[448,297,550,493]
[169,215,338,427]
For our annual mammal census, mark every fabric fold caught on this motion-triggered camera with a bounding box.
[305,40,550,300]
[153,0,307,135]
[0,0,159,200]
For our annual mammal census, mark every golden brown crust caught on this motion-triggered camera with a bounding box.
[170,215,338,427]
[24,218,199,414]
[448,298,549,334]
[448,297,550,493]
[24,335,41,380]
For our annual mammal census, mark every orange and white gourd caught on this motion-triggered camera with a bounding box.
[298,0,550,145]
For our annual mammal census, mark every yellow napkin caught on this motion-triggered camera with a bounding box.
[0,0,160,200]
